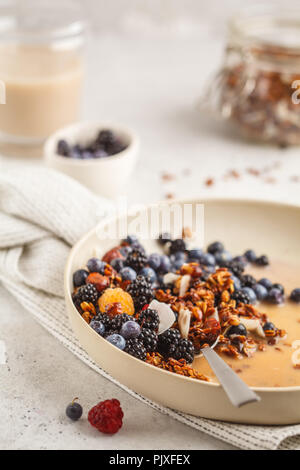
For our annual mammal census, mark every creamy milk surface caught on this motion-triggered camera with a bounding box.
[194,261,300,387]
[0,44,83,140]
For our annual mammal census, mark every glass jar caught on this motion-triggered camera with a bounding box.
[0,0,86,152]
[204,7,300,146]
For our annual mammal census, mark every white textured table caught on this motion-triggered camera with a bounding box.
[1,30,300,450]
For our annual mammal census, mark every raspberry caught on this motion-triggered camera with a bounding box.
[88,399,123,434]
[98,288,134,315]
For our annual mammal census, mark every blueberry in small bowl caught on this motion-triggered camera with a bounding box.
[44,121,139,197]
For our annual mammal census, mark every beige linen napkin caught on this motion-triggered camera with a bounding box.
[0,163,300,450]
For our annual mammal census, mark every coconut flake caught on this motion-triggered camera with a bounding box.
[291,340,300,366]
[179,274,191,297]
[163,273,180,285]
[239,317,265,338]
[178,306,191,339]
[209,308,219,322]
[148,299,176,335]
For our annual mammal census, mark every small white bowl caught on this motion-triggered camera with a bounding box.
[44,121,139,198]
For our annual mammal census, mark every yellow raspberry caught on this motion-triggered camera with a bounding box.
[98,288,134,316]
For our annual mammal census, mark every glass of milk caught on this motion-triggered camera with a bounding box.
[0,0,86,154]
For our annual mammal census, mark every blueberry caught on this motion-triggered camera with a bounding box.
[73,269,89,287]
[272,283,284,295]
[89,320,105,336]
[110,258,125,272]
[226,324,247,337]
[267,287,284,304]
[94,149,107,158]
[106,334,126,350]
[122,235,139,246]
[244,249,256,262]
[253,283,268,301]
[70,145,82,159]
[158,233,172,245]
[82,150,93,159]
[231,275,241,290]
[119,267,137,281]
[188,249,203,260]
[57,139,70,156]
[159,255,171,273]
[87,257,106,274]
[258,278,273,290]
[120,246,132,258]
[140,267,157,283]
[173,258,185,270]
[132,242,146,254]
[202,266,216,277]
[148,253,161,271]
[199,253,216,266]
[66,400,83,421]
[214,250,232,265]
[174,251,187,260]
[290,288,300,303]
[120,321,141,339]
[263,321,276,332]
[207,241,224,254]
[241,287,257,304]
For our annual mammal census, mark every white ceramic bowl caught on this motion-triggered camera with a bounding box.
[65,198,300,425]
[44,121,139,198]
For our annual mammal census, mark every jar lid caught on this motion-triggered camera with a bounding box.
[0,0,86,46]
[229,6,300,54]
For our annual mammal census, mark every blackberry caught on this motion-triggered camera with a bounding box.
[126,249,147,272]
[95,313,112,329]
[127,275,154,311]
[137,308,159,331]
[110,313,134,331]
[272,283,284,295]
[255,255,269,266]
[174,338,194,363]
[157,328,181,358]
[74,284,99,304]
[139,329,158,352]
[222,259,245,276]
[104,329,119,338]
[57,139,70,156]
[231,289,250,305]
[240,274,257,288]
[157,232,172,245]
[124,338,147,361]
[97,129,116,146]
[169,239,186,254]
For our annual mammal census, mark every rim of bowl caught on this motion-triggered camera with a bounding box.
[44,121,140,165]
[65,196,300,393]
